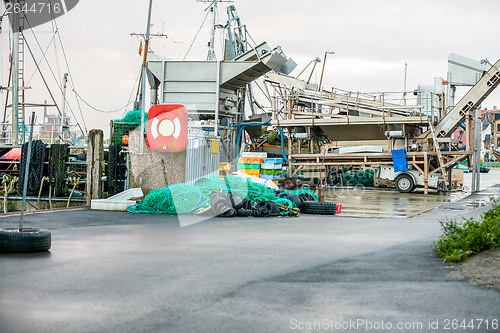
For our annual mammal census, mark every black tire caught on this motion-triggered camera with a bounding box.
[255,201,280,217]
[0,228,51,254]
[395,173,415,193]
[301,201,337,215]
[284,193,302,209]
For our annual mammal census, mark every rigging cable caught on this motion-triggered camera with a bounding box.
[50,19,62,83]
[183,8,210,60]
[50,17,90,131]
[26,30,57,85]
[22,16,85,136]
[155,5,208,54]
[52,18,137,117]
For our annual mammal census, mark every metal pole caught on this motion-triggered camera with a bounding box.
[12,0,20,145]
[19,112,36,231]
[140,67,147,155]
[403,62,407,106]
[60,73,68,142]
[318,51,334,92]
[297,60,313,78]
[307,61,318,84]
[214,60,221,138]
[472,106,481,192]
[140,0,153,154]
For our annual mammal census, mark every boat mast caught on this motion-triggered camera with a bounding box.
[207,1,217,61]
[403,62,408,106]
[11,0,20,145]
[60,73,68,142]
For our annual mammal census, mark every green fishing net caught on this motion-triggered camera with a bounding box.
[128,174,308,215]
[333,168,375,187]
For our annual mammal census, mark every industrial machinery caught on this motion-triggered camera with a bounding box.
[264,58,500,193]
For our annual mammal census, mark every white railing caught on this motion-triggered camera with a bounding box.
[0,122,81,145]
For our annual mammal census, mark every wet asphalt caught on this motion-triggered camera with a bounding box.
[0,186,499,332]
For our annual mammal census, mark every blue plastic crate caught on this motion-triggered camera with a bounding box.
[260,174,281,180]
[391,149,408,172]
[261,163,282,170]
[264,158,283,164]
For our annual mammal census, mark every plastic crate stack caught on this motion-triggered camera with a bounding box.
[260,158,283,185]
[237,152,267,177]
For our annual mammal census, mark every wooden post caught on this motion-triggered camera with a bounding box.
[86,129,104,205]
[288,129,293,176]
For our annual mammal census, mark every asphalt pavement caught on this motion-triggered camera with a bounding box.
[0,186,499,333]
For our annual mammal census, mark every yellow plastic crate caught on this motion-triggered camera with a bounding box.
[238,169,260,176]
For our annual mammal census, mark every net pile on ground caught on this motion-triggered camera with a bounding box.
[128,183,208,214]
[127,174,319,216]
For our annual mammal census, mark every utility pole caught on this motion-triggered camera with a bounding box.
[140,0,153,154]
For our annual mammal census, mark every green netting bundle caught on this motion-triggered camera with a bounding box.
[333,168,374,187]
[352,169,374,187]
[195,174,278,202]
[115,109,148,125]
[128,174,280,215]
[128,183,209,214]
[285,188,319,201]
[274,198,299,216]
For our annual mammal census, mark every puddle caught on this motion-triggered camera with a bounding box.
[465,200,488,209]
[321,169,500,218]
[324,188,463,218]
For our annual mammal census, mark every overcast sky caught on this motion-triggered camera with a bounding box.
[1,0,500,138]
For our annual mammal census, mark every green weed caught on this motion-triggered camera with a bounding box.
[433,200,500,262]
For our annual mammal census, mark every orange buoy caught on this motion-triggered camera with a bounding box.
[122,134,129,145]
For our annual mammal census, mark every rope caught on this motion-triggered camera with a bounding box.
[2,174,18,213]
[37,176,49,203]
[67,176,80,207]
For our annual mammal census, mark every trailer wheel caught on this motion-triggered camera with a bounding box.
[395,174,414,193]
